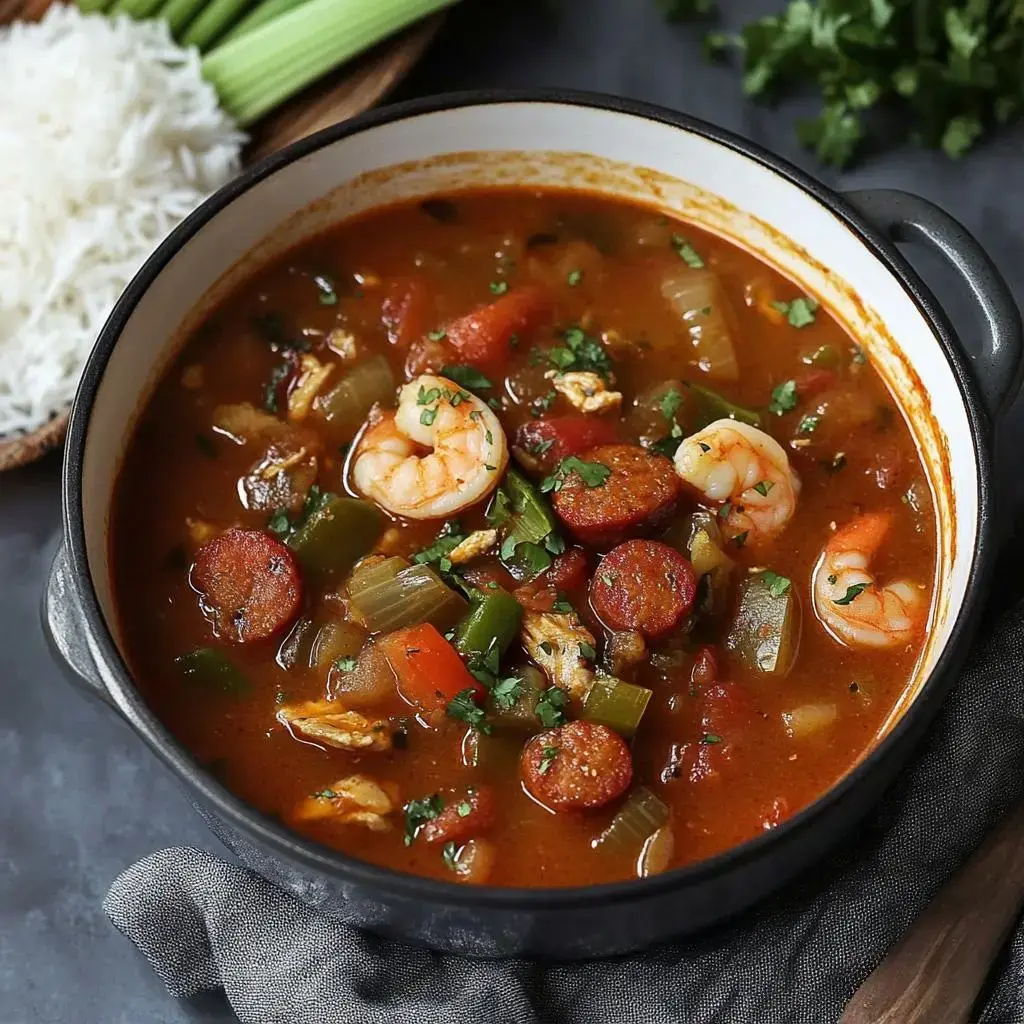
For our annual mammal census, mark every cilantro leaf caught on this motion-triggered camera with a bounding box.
[769,380,799,415]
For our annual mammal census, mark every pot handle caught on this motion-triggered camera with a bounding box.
[843,188,1023,422]
[42,544,115,710]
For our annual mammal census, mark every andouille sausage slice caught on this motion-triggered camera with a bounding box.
[521,720,632,812]
[590,540,697,638]
[191,528,301,643]
[551,444,682,547]
[419,786,495,846]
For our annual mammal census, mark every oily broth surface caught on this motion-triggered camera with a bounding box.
[111,189,935,886]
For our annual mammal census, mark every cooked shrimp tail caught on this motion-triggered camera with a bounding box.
[812,511,927,649]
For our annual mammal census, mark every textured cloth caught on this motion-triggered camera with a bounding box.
[104,599,1024,1024]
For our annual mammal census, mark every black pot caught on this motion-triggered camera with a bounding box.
[42,91,1024,959]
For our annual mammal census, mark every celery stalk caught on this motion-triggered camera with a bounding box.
[222,0,308,42]
[202,0,458,127]
[183,0,255,50]
[77,0,117,12]
[110,0,165,16]
[158,0,209,36]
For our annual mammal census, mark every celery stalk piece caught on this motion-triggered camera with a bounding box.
[77,0,117,12]
[158,0,209,37]
[202,0,459,127]
[221,0,308,42]
[110,0,165,16]
[183,0,255,51]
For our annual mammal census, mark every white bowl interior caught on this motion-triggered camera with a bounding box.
[80,101,976,747]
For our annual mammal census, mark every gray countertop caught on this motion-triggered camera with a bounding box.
[3,2,1024,1021]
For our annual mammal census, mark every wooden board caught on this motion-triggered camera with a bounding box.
[0,1,443,471]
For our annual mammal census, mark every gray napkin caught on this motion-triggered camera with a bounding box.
[104,598,1024,1024]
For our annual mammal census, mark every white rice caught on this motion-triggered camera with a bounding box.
[0,4,245,437]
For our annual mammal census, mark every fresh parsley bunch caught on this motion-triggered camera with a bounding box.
[661,0,1024,166]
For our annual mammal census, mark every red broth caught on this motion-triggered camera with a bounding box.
[111,189,936,887]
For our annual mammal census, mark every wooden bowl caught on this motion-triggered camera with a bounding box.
[0,0,443,471]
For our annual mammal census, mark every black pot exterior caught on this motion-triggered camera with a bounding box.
[45,90,1022,959]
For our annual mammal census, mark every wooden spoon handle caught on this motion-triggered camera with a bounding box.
[840,797,1024,1024]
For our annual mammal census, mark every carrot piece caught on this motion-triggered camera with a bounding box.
[378,623,483,712]
[444,285,551,369]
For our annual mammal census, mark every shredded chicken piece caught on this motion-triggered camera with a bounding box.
[327,329,358,361]
[521,610,596,701]
[260,447,309,480]
[185,517,217,546]
[213,402,286,444]
[448,529,498,565]
[288,353,334,422]
[293,774,399,831]
[278,700,392,752]
[544,370,622,414]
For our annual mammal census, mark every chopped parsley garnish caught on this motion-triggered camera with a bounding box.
[456,800,473,817]
[542,325,613,380]
[527,438,555,458]
[265,485,332,541]
[490,675,524,712]
[530,390,558,416]
[770,297,818,327]
[490,280,509,295]
[335,655,358,672]
[538,745,560,775]
[834,582,869,606]
[413,520,466,575]
[761,570,792,597]
[417,385,442,406]
[567,268,583,286]
[734,531,749,548]
[446,688,490,733]
[274,690,287,704]
[540,456,612,493]
[769,379,799,415]
[671,234,705,268]
[267,510,291,538]
[719,500,734,521]
[420,407,437,427]
[701,733,722,745]
[753,480,773,497]
[404,794,443,845]
[442,365,492,392]
[578,641,597,661]
[313,273,337,305]
[828,574,838,584]
[535,686,568,728]
[660,387,684,422]
[797,413,821,435]
[428,328,448,341]
[312,789,339,800]
[441,841,459,871]
[552,597,574,614]
[262,360,292,413]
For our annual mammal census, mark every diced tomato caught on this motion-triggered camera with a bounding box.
[516,415,619,470]
[444,285,551,370]
[377,623,483,712]
[513,547,589,612]
[382,277,433,349]
[794,369,837,400]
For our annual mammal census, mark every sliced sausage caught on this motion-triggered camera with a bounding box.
[516,415,619,471]
[444,285,552,369]
[521,720,632,812]
[191,528,301,643]
[590,540,696,638]
[419,786,495,845]
[551,444,681,547]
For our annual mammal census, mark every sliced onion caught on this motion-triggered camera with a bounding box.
[348,556,468,634]
[315,354,395,443]
[661,268,739,380]
[637,825,674,878]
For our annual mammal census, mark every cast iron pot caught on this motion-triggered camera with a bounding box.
[42,91,1024,959]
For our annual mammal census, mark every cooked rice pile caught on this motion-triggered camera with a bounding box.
[0,4,245,438]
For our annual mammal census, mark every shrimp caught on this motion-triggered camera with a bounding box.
[351,374,508,519]
[812,512,927,649]
[673,418,800,546]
